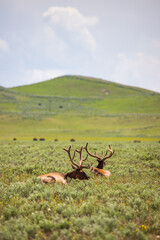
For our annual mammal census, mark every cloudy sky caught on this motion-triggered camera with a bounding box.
[0,0,160,92]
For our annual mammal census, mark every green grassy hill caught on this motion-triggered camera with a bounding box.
[0,75,160,140]
[11,75,155,98]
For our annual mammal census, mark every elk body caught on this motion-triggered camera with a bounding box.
[37,172,67,185]
[38,145,92,184]
[91,168,111,177]
[84,143,115,177]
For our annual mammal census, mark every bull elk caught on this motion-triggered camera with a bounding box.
[38,145,92,184]
[84,142,115,177]
[63,145,92,180]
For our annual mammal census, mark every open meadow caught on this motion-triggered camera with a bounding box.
[0,76,160,239]
[0,76,160,141]
[0,140,160,240]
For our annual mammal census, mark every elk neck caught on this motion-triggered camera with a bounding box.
[65,169,90,180]
[96,160,105,169]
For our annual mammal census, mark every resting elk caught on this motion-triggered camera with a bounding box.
[84,142,115,177]
[38,145,92,184]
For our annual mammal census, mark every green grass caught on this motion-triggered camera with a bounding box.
[0,141,160,240]
[90,94,160,113]
[0,75,160,141]
[0,113,160,141]
[11,75,156,98]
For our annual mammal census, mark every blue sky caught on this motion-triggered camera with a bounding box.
[0,0,160,92]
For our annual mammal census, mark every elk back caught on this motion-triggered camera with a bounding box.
[38,172,67,185]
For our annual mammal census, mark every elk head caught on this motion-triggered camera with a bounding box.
[84,143,115,169]
[63,145,92,180]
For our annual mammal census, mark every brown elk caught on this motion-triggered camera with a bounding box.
[38,145,92,184]
[38,172,67,185]
[84,142,115,177]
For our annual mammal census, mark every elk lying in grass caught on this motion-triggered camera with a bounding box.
[38,145,92,184]
[84,142,115,177]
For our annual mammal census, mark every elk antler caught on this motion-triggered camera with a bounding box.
[102,144,115,161]
[75,147,92,169]
[84,142,115,161]
[63,146,79,169]
[84,142,100,159]
[63,145,92,170]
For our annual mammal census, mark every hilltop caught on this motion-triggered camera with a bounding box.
[11,75,156,98]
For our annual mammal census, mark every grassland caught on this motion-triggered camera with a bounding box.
[0,76,160,239]
[0,141,159,240]
[0,75,160,141]
[11,75,156,98]
[0,113,160,141]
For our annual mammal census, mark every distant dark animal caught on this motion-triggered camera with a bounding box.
[70,138,75,142]
[33,138,38,141]
[39,138,45,141]
[134,140,141,143]
[13,138,17,141]
[38,103,41,106]
[54,139,58,142]
[59,105,63,108]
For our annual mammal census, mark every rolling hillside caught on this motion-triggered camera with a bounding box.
[11,75,156,98]
[8,75,160,114]
[0,75,160,140]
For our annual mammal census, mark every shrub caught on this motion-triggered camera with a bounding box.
[4,207,18,220]
[39,220,54,233]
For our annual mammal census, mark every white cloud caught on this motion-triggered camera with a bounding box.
[42,7,98,53]
[111,53,160,92]
[42,23,69,59]
[0,39,9,52]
